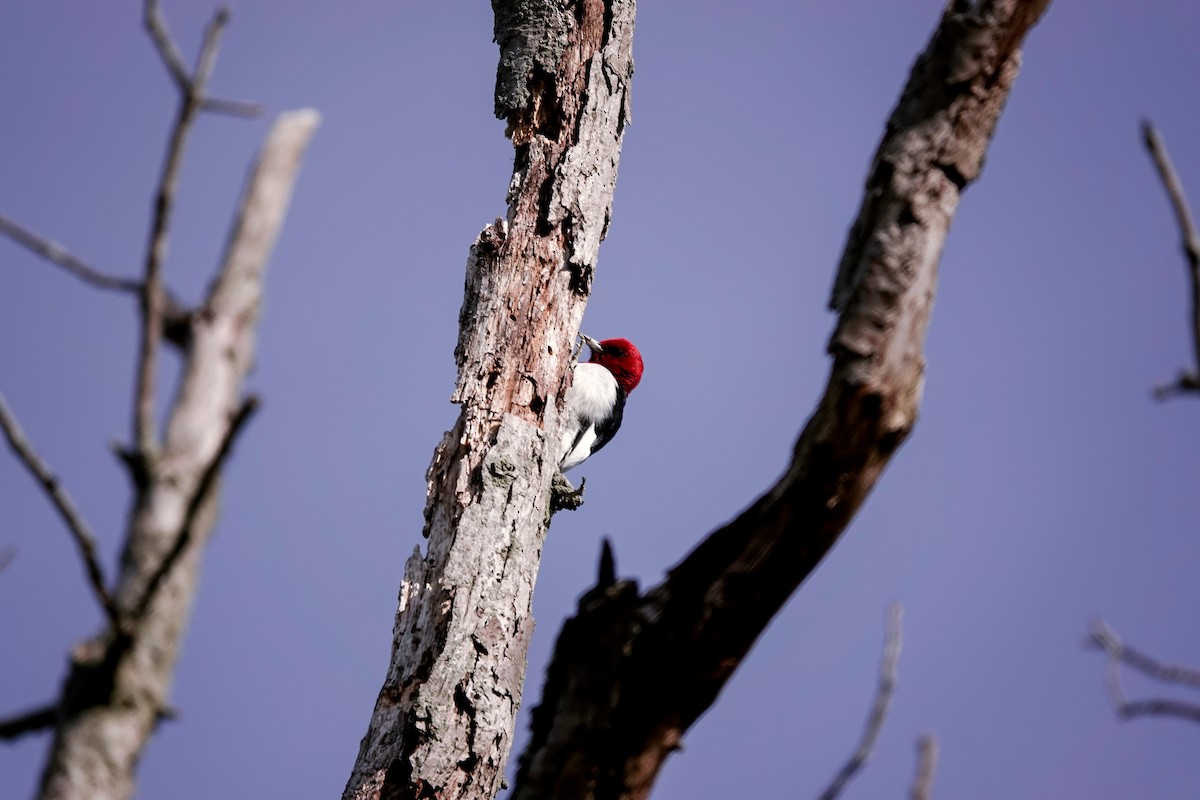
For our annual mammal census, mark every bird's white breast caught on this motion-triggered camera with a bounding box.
[558,362,618,470]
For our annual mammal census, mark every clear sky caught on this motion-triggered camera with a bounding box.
[4,2,1200,798]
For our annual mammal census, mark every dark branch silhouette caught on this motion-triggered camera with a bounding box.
[0,703,58,742]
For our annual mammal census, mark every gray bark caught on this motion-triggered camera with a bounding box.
[36,109,320,800]
[342,1,634,798]
[509,2,1052,799]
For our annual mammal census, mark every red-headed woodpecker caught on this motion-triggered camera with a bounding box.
[558,334,644,471]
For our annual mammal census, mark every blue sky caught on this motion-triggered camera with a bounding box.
[4,1,1200,798]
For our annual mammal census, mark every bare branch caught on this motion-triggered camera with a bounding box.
[192,7,230,92]
[1152,371,1200,400]
[200,96,265,118]
[0,213,140,294]
[1090,619,1200,726]
[1090,619,1200,689]
[131,395,259,621]
[0,394,122,631]
[1118,698,1200,725]
[134,95,196,453]
[41,109,318,800]
[909,735,939,800]
[0,211,193,350]
[133,2,246,453]
[0,546,14,573]
[142,0,189,93]
[0,703,57,741]
[1143,120,1200,398]
[817,604,903,800]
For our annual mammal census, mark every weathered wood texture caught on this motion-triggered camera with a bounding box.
[509,2,1051,799]
[36,109,320,800]
[343,1,634,799]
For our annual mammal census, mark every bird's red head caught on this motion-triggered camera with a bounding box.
[588,337,644,395]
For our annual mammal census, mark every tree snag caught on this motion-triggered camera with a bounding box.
[343,1,635,798]
[0,7,319,797]
[509,2,1052,799]
[32,107,319,800]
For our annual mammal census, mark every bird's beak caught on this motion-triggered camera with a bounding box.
[579,333,604,353]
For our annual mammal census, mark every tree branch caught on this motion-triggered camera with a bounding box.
[908,735,939,800]
[1090,619,1200,689]
[142,0,189,93]
[817,605,903,800]
[199,96,265,118]
[0,212,194,349]
[0,703,58,741]
[0,213,140,293]
[130,395,259,621]
[1090,619,1200,725]
[133,1,247,454]
[510,3,1052,797]
[39,108,319,800]
[1142,120,1200,399]
[0,393,122,632]
[192,7,230,90]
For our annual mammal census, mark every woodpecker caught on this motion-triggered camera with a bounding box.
[558,334,644,472]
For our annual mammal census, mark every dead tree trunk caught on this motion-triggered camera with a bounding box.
[0,8,319,798]
[508,2,1052,799]
[342,1,634,798]
[32,109,319,800]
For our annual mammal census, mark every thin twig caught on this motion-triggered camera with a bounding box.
[1090,619,1200,689]
[0,547,14,572]
[909,734,939,800]
[0,394,122,631]
[0,212,193,348]
[193,8,231,89]
[142,0,189,92]
[1143,120,1200,398]
[131,395,260,620]
[0,702,57,741]
[134,4,232,453]
[0,213,140,293]
[1090,619,1200,726]
[1119,698,1200,724]
[200,96,265,118]
[817,604,904,800]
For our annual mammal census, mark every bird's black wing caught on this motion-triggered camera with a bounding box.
[587,389,626,458]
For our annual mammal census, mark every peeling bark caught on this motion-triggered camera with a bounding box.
[509,2,1051,799]
[35,110,320,800]
[342,2,635,798]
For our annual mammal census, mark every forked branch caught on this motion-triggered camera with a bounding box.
[133,0,262,453]
[1090,619,1200,725]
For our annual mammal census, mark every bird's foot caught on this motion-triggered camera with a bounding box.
[550,473,586,513]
